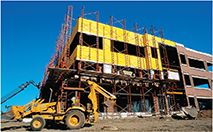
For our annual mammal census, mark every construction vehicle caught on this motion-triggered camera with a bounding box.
[1,80,116,131]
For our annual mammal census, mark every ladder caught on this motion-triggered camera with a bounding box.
[123,19,129,69]
[144,33,152,70]
[160,29,170,70]
[134,23,142,69]
[59,80,68,110]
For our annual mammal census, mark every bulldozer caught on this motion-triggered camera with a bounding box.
[1,80,116,131]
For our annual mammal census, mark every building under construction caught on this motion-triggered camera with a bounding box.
[40,6,212,117]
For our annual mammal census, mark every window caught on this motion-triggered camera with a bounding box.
[192,77,210,89]
[184,74,191,86]
[198,99,212,110]
[82,33,103,49]
[159,44,180,69]
[188,58,205,70]
[126,43,145,57]
[189,97,195,107]
[127,44,137,56]
[139,47,145,57]
[180,54,187,65]
[207,62,212,72]
[151,47,158,58]
[113,40,124,53]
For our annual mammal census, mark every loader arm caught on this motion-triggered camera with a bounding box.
[1,80,40,104]
[87,80,116,122]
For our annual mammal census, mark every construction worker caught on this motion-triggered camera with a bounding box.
[71,96,79,106]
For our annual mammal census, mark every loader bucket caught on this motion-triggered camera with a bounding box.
[1,106,23,120]
[1,111,14,120]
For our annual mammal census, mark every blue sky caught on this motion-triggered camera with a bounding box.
[1,1,212,112]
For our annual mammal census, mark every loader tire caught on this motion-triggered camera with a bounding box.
[65,110,85,129]
[30,116,46,131]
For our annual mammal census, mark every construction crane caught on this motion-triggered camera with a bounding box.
[1,80,116,131]
[1,80,40,104]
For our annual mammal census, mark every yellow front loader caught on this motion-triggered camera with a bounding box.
[2,80,116,131]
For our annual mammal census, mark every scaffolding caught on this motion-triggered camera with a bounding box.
[41,5,181,117]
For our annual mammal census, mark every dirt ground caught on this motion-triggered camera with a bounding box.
[1,110,212,131]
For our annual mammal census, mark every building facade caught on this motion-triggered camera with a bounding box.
[176,44,212,110]
[41,7,212,116]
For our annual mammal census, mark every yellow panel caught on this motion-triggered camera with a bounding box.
[112,52,117,65]
[104,25,111,38]
[69,20,79,43]
[129,55,138,68]
[150,34,176,47]
[82,46,90,60]
[149,54,162,70]
[151,58,157,70]
[74,18,173,70]
[75,44,151,69]
[91,21,97,35]
[157,49,162,70]
[77,18,176,47]
[76,45,80,59]
[127,31,135,44]
[142,33,163,70]
[164,39,176,46]
[103,38,111,63]
[140,58,147,69]
[139,37,144,47]
[98,23,104,37]
[76,45,104,63]
[146,34,159,48]
[98,50,103,63]
[115,28,123,42]
[117,53,126,66]
[90,48,97,61]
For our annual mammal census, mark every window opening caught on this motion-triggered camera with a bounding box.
[184,74,191,86]
[198,99,212,110]
[188,58,205,70]
[207,62,212,72]
[113,40,124,53]
[180,54,187,65]
[82,33,103,49]
[127,43,137,56]
[139,47,145,57]
[151,47,158,58]
[189,97,195,107]
[192,77,210,89]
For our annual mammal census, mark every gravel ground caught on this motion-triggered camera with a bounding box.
[1,116,212,131]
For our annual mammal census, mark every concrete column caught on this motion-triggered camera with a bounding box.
[194,96,200,111]
[182,73,191,107]
[185,91,191,107]
[184,54,190,67]
[165,95,170,112]
[153,96,159,113]
[203,61,209,72]
[189,74,195,87]
[177,52,190,107]
[208,79,212,89]
[203,61,212,89]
